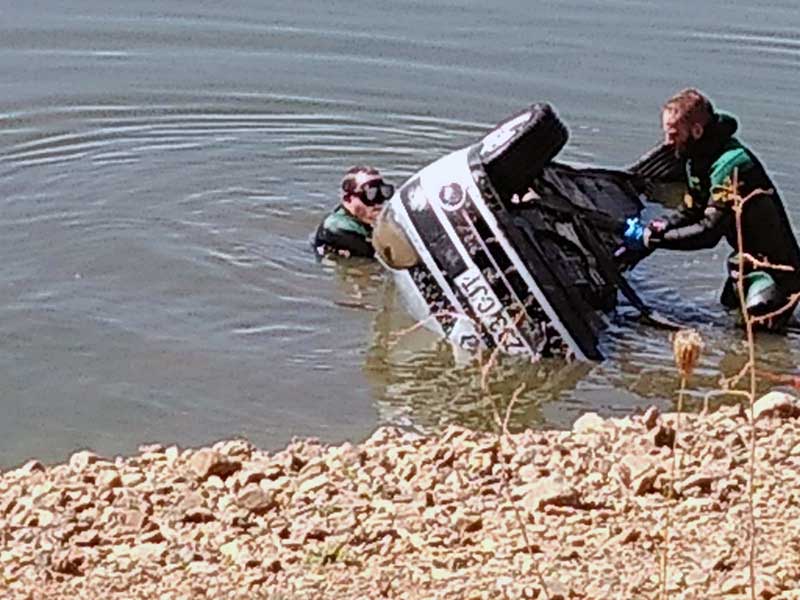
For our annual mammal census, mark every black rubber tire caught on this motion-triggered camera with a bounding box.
[479,103,569,200]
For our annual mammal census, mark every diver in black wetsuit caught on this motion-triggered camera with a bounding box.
[643,88,800,330]
[314,166,395,259]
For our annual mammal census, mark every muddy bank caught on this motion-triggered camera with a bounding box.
[2,394,800,599]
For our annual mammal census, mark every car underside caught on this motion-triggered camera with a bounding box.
[372,103,678,361]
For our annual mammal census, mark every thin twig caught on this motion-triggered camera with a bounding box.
[720,359,754,391]
[731,169,758,600]
[480,343,505,393]
[502,485,550,597]
[755,369,800,389]
[502,382,527,437]
[739,253,794,272]
[388,310,471,348]
[750,291,800,326]
[480,307,528,392]
[713,180,770,207]
[702,389,753,414]
[660,375,687,600]
[477,310,549,598]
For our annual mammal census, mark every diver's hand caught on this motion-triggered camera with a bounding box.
[643,226,655,248]
[616,217,653,267]
[623,217,647,250]
[643,219,667,249]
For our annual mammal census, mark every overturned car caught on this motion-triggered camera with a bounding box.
[372,103,678,361]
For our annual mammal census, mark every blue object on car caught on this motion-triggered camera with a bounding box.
[623,217,647,250]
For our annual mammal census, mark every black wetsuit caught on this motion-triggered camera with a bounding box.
[650,112,800,327]
[313,205,375,258]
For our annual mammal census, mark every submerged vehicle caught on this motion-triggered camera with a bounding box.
[372,103,679,361]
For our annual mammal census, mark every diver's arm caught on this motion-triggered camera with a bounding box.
[650,205,730,251]
[661,210,695,230]
[659,197,707,230]
[627,142,685,182]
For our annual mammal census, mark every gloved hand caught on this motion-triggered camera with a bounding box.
[643,218,668,248]
[622,217,648,251]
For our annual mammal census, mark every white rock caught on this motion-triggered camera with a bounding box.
[572,412,605,433]
[753,391,800,420]
[519,476,580,511]
[69,451,99,472]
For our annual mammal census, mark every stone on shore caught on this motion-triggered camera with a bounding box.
[752,390,800,420]
[188,448,242,481]
[2,393,800,599]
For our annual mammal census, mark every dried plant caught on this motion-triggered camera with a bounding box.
[728,170,764,600]
[661,328,704,599]
[386,310,471,349]
[480,321,551,599]
[664,169,797,600]
[672,328,704,380]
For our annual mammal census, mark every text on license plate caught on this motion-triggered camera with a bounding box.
[454,267,530,355]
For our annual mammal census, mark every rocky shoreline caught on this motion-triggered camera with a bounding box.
[3,394,800,599]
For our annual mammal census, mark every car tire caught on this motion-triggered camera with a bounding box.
[480,103,569,200]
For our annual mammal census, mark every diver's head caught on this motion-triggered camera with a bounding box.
[340,166,394,226]
[661,88,715,157]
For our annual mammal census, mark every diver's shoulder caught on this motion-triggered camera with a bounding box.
[322,206,369,237]
[711,140,755,182]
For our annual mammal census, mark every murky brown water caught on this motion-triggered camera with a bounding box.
[2,1,800,466]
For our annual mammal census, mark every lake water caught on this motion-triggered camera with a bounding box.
[2,1,800,466]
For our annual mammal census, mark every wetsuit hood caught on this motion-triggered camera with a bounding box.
[715,111,738,137]
[686,111,738,161]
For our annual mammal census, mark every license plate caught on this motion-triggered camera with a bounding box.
[454,267,530,355]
